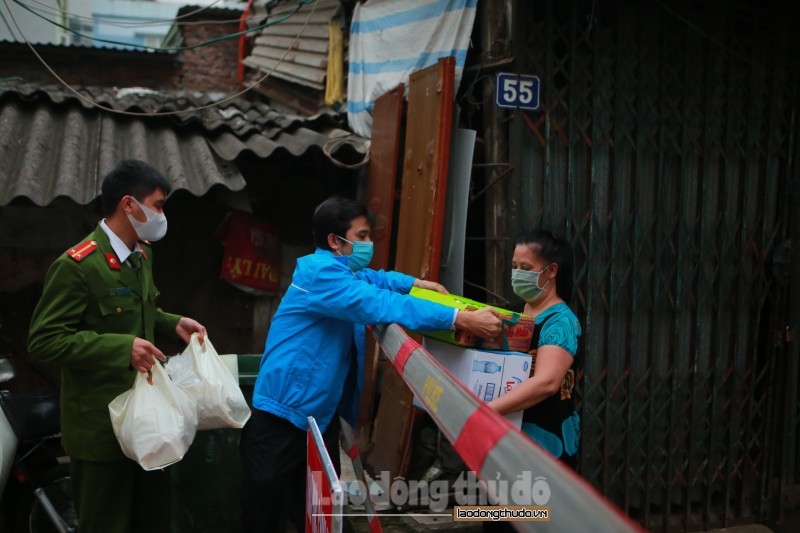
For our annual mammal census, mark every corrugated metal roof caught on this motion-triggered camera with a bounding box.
[0,39,175,55]
[0,97,244,206]
[175,4,244,19]
[0,83,368,206]
[244,0,340,91]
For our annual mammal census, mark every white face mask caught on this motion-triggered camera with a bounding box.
[127,197,168,242]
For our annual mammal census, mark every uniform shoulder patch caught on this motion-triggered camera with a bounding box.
[66,240,98,262]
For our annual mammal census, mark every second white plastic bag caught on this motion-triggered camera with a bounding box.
[108,361,197,471]
[174,333,251,430]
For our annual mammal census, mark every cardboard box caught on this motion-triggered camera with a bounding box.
[414,338,532,428]
[409,287,535,352]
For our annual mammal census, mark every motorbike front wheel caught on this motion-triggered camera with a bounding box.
[14,463,77,533]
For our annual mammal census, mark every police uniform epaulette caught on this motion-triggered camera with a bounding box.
[66,240,98,262]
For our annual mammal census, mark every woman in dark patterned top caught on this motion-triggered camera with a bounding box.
[488,229,582,468]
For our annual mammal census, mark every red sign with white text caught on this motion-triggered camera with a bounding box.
[217,210,281,294]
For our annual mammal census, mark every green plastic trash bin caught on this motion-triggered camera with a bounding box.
[172,354,261,533]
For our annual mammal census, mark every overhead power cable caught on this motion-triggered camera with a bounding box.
[10,0,312,52]
[0,3,19,39]
[20,0,244,28]
[651,0,778,77]
[1,0,321,117]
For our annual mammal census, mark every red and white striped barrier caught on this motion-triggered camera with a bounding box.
[307,416,343,533]
[340,419,382,533]
[372,323,643,532]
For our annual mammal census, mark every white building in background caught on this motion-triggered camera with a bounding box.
[93,0,188,49]
[0,0,241,48]
[0,0,93,44]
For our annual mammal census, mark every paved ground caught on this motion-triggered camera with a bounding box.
[338,446,481,532]
[701,526,773,533]
[338,446,800,533]
[347,513,480,532]
[345,512,787,533]
[344,513,789,533]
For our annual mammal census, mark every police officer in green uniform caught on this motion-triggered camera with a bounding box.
[28,160,207,533]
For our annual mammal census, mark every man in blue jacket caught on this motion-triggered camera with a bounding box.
[240,197,501,531]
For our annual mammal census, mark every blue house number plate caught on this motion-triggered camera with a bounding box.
[495,73,541,110]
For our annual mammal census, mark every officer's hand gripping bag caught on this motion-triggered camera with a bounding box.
[177,333,251,430]
[108,361,198,470]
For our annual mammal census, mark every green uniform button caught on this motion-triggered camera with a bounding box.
[116,307,122,313]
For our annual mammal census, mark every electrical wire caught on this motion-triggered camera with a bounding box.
[24,0,224,26]
[652,0,777,77]
[0,2,19,39]
[10,0,307,51]
[1,0,321,117]
[692,0,778,33]
[20,0,244,28]
[323,135,370,169]
[10,0,312,52]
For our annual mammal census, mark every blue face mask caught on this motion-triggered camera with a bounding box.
[337,236,374,272]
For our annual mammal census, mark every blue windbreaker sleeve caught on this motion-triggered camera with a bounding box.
[356,268,415,293]
[306,263,452,331]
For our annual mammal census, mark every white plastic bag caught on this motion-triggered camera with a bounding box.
[177,333,251,430]
[164,350,201,390]
[108,361,197,471]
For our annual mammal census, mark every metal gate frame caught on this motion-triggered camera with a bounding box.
[503,1,800,530]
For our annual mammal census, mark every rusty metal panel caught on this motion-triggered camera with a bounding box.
[394,57,455,280]
[508,1,799,531]
[355,337,381,453]
[356,85,405,452]
[366,59,455,481]
[364,84,405,271]
[364,362,418,482]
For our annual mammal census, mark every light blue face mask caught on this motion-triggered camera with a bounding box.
[337,236,374,272]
